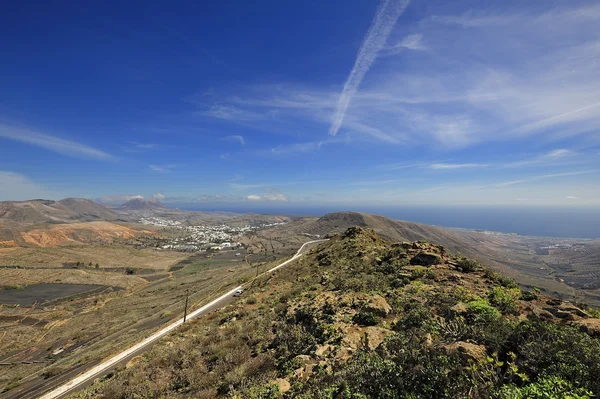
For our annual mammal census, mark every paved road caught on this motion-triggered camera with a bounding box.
[36,239,327,399]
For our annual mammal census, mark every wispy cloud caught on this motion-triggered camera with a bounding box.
[152,193,166,200]
[385,33,426,54]
[223,135,246,146]
[202,105,266,121]
[429,163,488,170]
[122,142,159,153]
[149,164,176,173]
[494,170,597,187]
[246,193,288,201]
[230,183,264,190]
[0,124,112,160]
[329,0,411,136]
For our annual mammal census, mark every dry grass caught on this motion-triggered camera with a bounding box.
[0,245,190,269]
[0,268,146,289]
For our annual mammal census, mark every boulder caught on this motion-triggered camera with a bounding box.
[450,302,468,315]
[365,295,392,317]
[574,318,600,337]
[275,378,291,394]
[559,303,590,318]
[410,252,442,266]
[443,342,487,362]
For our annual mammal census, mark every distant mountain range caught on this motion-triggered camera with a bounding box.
[0,198,119,224]
[118,198,169,211]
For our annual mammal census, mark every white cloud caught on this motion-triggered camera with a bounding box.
[329,0,411,136]
[230,183,264,190]
[566,195,579,200]
[223,135,246,146]
[0,124,112,160]
[96,194,144,204]
[263,193,288,201]
[246,193,288,201]
[149,164,176,173]
[203,105,266,121]
[387,33,426,53]
[494,170,597,187]
[152,193,166,200]
[197,3,600,153]
[122,142,159,153]
[429,163,488,170]
[0,171,58,200]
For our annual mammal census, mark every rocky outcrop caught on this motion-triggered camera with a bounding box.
[443,342,487,362]
[410,252,442,266]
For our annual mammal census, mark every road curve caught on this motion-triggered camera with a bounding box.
[38,239,327,399]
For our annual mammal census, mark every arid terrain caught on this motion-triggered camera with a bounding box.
[0,200,599,397]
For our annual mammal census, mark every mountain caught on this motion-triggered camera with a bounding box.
[294,211,490,255]
[74,226,600,398]
[118,198,169,211]
[0,198,118,224]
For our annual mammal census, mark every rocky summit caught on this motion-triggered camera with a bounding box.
[75,226,600,399]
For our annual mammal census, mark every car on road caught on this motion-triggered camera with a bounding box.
[233,289,244,297]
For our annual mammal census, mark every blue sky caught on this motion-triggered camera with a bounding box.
[1,0,599,208]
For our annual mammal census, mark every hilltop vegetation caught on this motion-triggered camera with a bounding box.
[74,227,600,399]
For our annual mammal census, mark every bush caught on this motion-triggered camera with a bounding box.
[488,286,521,314]
[467,298,502,323]
[246,295,257,305]
[125,267,136,275]
[498,375,592,399]
[504,321,600,394]
[353,311,378,326]
[520,290,539,301]
[484,270,518,289]
[397,305,435,331]
[457,258,480,272]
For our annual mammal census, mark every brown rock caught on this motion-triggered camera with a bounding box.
[574,318,600,337]
[450,302,468,315]
[559,303,590,318]
[365,295,392,317]
[443,342,487,362]
[275,378,291,394]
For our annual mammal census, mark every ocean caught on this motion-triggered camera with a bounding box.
[174,204,600,239]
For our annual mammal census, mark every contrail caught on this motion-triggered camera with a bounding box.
[329,0,410,136]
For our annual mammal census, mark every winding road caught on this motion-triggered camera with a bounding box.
[36,239,327,399]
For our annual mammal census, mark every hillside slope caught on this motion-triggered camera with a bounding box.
[0,198,118,224]
[118,198,169,211]
[73,227,600,399]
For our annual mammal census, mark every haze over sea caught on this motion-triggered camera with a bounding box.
[175,205,600,239]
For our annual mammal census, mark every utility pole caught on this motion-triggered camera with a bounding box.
[183,289,189,323]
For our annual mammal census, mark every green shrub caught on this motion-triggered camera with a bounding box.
[504,321,600,394]
[488,286,521,314]
[397,305,435,331]
[353,311,378,326]
[520,290,539,301]
[246,295,257,305]
[498,375,592,399]
[484,270,518,289]
[457,258,480,272]
[467,298,502,322]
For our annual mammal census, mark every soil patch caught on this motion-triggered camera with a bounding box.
[0,284,115,306]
